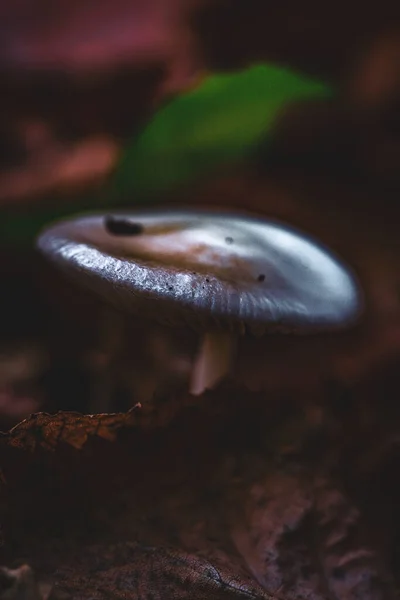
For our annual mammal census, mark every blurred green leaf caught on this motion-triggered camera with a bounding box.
[113,64,331,199]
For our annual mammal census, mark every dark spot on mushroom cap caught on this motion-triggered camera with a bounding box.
[104,215,144,236]
[37,210,363,335]
[225,237,234,244]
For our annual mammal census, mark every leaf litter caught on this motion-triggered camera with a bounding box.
[0,381,398,599]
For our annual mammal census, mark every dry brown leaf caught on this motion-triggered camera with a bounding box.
[51,543,271,599]
[0,407,141,452]
[229,467,395,599]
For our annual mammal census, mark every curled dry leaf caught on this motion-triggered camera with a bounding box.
[0,407,141,452]
[0,384,278,454]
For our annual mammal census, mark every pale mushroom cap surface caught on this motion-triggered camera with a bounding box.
[37,210,363,334]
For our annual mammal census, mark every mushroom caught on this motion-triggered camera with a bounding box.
[37,209,363,397]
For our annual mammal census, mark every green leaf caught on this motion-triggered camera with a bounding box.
[113,64,331,199]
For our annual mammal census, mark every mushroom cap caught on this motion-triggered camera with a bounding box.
[37,209,363,334]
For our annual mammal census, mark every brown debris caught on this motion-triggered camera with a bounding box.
[0,0,201,85]
[0,136,118,205]
[347,30,400,111]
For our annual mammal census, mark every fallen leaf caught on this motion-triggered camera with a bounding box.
[113,64,330,198]
[229,467,396,599]
[52,543,271,599]
[0,407,140,452]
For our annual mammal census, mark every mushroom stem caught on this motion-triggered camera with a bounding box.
[189,331,237,396]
